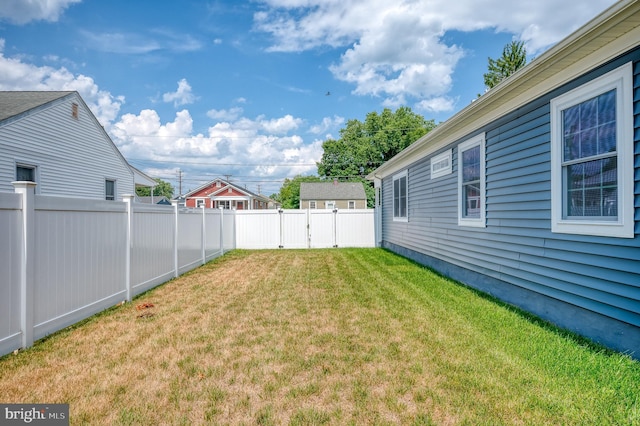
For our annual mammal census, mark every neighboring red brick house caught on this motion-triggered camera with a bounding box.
[183,178,274,209]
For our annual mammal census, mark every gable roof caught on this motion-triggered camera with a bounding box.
[0,90,142,186]
[368,0,640,180]
[184,178,273,202]
[0,91,74,123]
[300,182,366,200]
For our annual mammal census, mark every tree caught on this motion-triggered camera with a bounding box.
[316,107,436,207]
[135,178,174,199]
[272,175,323,209]
[483,40,527,90]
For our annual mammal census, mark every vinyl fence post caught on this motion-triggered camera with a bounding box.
[219,207,224,256]
[278,208,284,249]
[332,208,338,248]
[201,205,206,265]
[172,201,179,278]
[307,208,311,249]
[13,181,36,349]
[123,194,135,301]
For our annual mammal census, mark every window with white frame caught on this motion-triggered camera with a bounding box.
[550,62,634,238]
[325,201,336,210]
[196,199,205,208]
[458,134,485,227]
[348,200,356,209]
[16,163,37,182]
[393,171,408,221]
[105,179,116,201]
[431,149,452,179]
[309,201,316,209]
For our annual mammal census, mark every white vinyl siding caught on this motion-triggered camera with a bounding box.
[458,134,486,227]
[550,62,634,238]
[0,94,134,199]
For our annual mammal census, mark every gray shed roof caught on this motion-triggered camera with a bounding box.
[0,91,74,123]
[300,182,366,200]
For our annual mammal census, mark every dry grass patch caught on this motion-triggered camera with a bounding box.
[1,249,639,425]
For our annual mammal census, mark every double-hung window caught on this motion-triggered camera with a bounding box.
[393,171,408,221]
[458,134,486,227]
[550,62,634,238]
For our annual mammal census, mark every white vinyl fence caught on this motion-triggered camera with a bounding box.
[0,183,234,357]
[235,208,374,249]
[1,183,374,357]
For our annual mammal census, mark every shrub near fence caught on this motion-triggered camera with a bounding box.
[1,183,374,357]
[0,183,234,357]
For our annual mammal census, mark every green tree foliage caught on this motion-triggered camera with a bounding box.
[316,107,436,207]
[272,175,323,209]
[135,178,175,199]
[483,40,527,90]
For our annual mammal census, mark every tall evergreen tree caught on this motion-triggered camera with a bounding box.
[483,40,527,90]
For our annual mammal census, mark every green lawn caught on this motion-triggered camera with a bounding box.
[1,248,638,425]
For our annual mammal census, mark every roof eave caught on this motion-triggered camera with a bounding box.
[368,0,640,180]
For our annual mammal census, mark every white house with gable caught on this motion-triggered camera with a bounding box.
[0,91,155,200]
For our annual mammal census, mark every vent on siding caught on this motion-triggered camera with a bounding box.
[71,103,79,119]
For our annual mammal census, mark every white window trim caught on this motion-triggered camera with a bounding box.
[457,133,486,228]
[15,160,40,193]
[105,178,116,201]
[393,170,408,222]
[348,200,356,209]
[431,149,452,179]
[325,201,336,210]
[309,200,316,209]
[550,62,634,238]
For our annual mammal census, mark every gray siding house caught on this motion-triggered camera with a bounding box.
[300,181,367,209]
[368,1,640,357]
[0,91,153,200]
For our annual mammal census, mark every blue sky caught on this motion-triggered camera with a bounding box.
[0,0,618,196]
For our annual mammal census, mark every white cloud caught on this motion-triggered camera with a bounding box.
[258,114,303,134]
[112,108,322,194]
[207,107,244,121]
[254,0,617,107]
[79,30,161,55]
[415,97,457,114]
[78,29,203,55]
[163,78,197,107]
[308,115,344,135]
[0,0,81,24]
[0,39,123,125]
